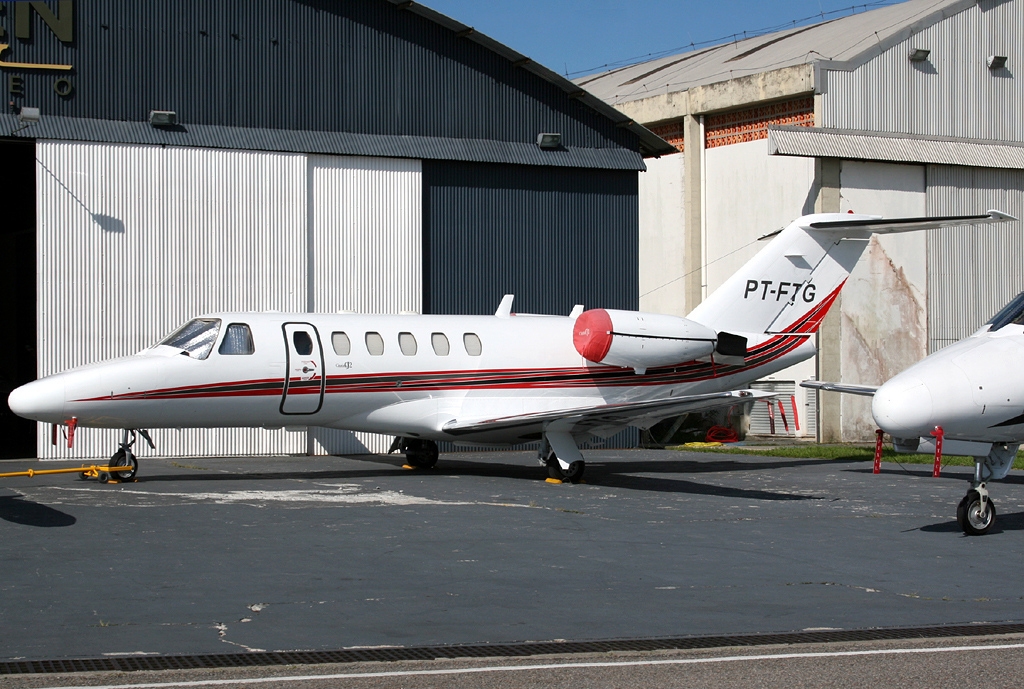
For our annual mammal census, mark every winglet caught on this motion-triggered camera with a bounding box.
[569,304,584,318]
[800,380,878,397]
[495,294,514,319]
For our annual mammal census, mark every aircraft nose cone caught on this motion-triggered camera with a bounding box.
[872,375,933,438]
[8,377,66,423]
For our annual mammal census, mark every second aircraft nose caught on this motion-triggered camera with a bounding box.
[872,375,933,438]
[7,376,66,423]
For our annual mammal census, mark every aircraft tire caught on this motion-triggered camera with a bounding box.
[958,490,996,536]
[405,440,438,469]
[109,449,139,481]
[546,454,585,483]
[563,460,586,483]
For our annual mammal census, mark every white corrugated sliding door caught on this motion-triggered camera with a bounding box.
[36,141,309,460]
[307,155,423,455]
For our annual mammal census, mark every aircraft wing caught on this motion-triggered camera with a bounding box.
[800,380,878,396]
[804,209,1016,234]
[441,389,773,439]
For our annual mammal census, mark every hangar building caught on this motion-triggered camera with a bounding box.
[0,0,673,460]
[581,0,1024,442]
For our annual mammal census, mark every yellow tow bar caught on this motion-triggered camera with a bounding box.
[0,465,134,480]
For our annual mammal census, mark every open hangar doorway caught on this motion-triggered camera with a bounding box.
[0,138,37,458]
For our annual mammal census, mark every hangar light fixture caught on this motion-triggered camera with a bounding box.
[536,132,562,149]
[18,106,40,124]
[908,48,930,62]
[10,105,40,135]
[149,110,178,127]
[987,55,1008,69]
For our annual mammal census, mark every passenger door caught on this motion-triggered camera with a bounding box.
[280,323,325,415]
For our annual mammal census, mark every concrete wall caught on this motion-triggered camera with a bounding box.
[704,138,818,436]
[837,161,927,440]
[638,153,686,316]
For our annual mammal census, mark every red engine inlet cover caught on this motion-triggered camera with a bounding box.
[573,309,614,362]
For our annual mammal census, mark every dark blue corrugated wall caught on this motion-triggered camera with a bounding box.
[4,0,635,151]
[423,161,639,316]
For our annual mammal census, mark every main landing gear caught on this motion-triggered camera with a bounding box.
[94,429,155,483]
[538,431,586,483]
[390,437,439,469]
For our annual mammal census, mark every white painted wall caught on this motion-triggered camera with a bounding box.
[638,152,686,316]
[838,161,927,441]
[704,138,818,436]
[35,142,422,459]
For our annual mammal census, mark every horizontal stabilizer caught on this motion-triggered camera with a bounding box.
[800,380,878,397]
[805,210,1016,235]
[442,389,773,438]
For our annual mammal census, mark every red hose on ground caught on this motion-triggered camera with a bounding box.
[706,425,739,443]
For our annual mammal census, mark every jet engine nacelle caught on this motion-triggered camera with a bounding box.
[572,309,718,371]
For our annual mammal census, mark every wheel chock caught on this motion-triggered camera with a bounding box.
[545,478,563,484]
[402,464,415,470]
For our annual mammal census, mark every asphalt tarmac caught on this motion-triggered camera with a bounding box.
[2,448,1023,673]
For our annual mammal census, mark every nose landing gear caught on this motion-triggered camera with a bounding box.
[100,429,155,483]
[957,484,995,536]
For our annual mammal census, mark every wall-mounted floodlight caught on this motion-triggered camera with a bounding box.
[149,110,178,126]
[10,106,40,134]
[987,55,1008,69]
[18,106,41,124]
[536,132,562,149]
[908,48,930,62]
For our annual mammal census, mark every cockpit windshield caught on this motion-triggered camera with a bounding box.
[986,292,1024,331]
[159,319,221,359]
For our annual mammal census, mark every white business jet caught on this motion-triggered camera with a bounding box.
[806,286,1024,536]
[9,211,1012,486]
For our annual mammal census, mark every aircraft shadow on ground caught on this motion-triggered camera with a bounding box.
[918,511,1024,535]
[130,454,851,502]
[0,494,76,527]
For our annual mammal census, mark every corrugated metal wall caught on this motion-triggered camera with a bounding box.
[6,0,632,152]
[422,161,639,316]
[36,141,422,459]
[307,155,422,455]
[822,0,1023,142]
[926,165,1024,352]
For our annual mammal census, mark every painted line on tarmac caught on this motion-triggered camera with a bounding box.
[36,643,1024,689]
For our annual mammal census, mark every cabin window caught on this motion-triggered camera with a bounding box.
[332,332,351,356]
[431,333,450,356]
[218,323,255,355]
[293,331,313,356]
[365,332,385,356]
[463,333,482,356]
[159,318,221,360]
[399,332,417,356]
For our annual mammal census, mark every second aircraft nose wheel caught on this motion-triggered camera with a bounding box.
[957,489,996,536]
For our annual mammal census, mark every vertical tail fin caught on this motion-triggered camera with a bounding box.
[687,211,1014,337]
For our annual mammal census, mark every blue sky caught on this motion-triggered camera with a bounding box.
[421,0,901,78]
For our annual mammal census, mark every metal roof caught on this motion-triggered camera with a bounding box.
[768,125,1024,169]
[392,0,676,156]
[577,0,974,106]
[0,115,646,171]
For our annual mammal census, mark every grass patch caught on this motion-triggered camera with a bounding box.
[668,443,1024,470]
